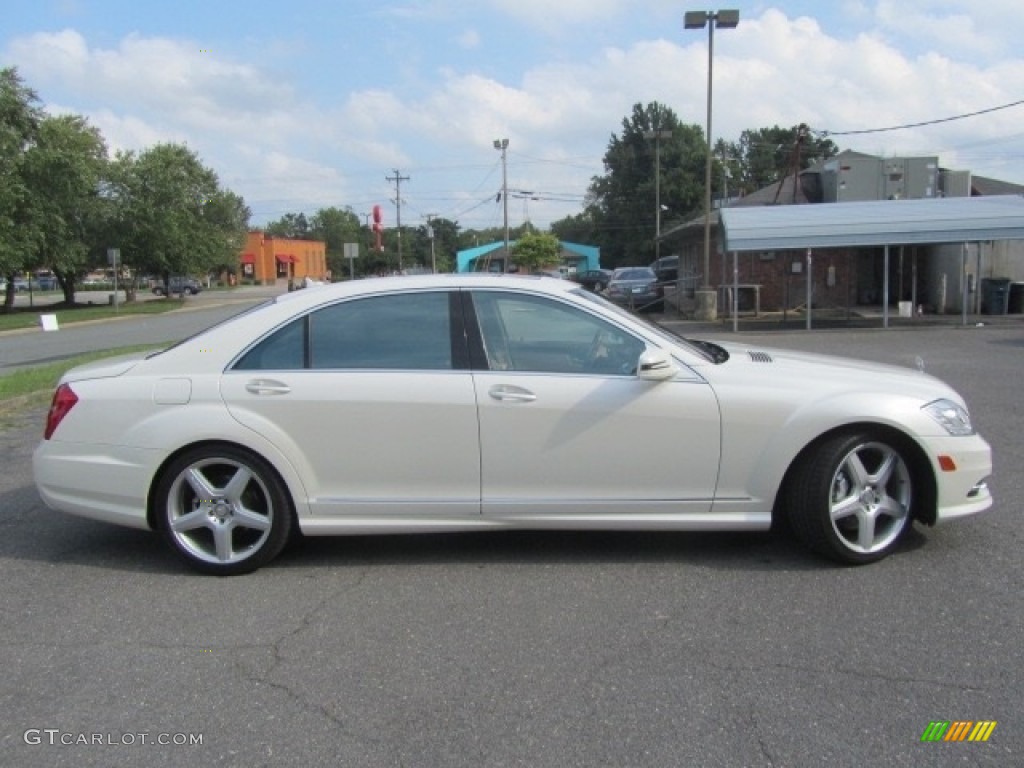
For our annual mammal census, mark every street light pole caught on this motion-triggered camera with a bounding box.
[685,8,739,322]
[643,129,672,262]
[494,138,509,272]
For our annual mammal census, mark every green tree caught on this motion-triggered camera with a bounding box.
[511,231,560,274]
[550,209,598,248]
[309,206,362,278]
[578,102,707,269]
[106,143,248,296]
[0,67,43,311]
[409,217,459,274]
[718,124,838,196]
[21,114,108,303]
[265,212,310,239]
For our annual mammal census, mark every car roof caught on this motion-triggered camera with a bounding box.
[287,272,571,296]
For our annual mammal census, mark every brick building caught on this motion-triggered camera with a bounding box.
[660,150,1024,317]
[238,231,329,287]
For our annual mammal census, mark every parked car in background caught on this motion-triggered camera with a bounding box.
[33,274,993,574]
[650,255,679,284]
[607,266,664,311]
[152,276,203,296]
[572,269,614,293]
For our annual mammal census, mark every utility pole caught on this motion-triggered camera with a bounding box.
[423,214,439,273]
[386,169,410,273]
[493,139,509,271]
[643,129,672,262]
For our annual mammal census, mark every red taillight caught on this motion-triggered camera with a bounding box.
[44,384,78,440]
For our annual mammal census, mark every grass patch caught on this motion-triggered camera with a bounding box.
[0,344,164,405]
[0,297,188,332]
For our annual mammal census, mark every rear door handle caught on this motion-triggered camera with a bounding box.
[246,379,291,395]
[488,384,536,403]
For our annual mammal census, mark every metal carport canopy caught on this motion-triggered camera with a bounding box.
[719,194,1024,253]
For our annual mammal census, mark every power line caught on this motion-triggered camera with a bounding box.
[817,98,1024,137]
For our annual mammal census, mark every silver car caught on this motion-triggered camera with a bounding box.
[607,266,664,311]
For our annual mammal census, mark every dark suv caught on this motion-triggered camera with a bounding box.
[152,276,202,296]
[649,255,678,284]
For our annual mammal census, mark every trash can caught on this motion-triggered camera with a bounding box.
[1009,282,1024,314]
[981,278,1011,315]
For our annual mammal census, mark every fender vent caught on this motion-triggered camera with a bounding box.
[748,351,774,363]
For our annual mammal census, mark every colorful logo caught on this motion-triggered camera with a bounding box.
[921,721,997,742]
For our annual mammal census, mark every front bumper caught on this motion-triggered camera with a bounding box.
[929,433,993,522]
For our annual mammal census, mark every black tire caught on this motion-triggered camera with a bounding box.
[786,432,914,564]
[154,445,294,575]
[183,287,194,295]
[153,287,165,296]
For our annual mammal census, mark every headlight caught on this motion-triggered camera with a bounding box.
[923,399,975,436]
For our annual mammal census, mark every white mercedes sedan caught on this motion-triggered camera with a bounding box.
[33,275,993,575]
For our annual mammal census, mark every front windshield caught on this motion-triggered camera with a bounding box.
[572,288,715,362]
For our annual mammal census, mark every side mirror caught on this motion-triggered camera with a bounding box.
[637,349,679,381]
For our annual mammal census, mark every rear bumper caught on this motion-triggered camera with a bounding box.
[33,439,161,530]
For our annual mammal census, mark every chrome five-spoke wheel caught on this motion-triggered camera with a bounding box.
[788,432,915,564]
[156,446,292,575]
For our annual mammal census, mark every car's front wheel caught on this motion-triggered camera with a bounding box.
[155,445,293,575]
[787,432,914,564]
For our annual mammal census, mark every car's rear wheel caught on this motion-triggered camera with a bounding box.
[183,287,194,295]
[787,432,913,564]
[155,445,293,575]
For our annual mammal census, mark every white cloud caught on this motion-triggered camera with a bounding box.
[3,5,1023,230]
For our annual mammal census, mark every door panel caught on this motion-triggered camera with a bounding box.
[223,290,480,517]
[468,289,721,517]
[222,371,480,516]
[474,372,720,516]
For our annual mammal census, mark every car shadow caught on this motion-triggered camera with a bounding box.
[274,527,905,573]
[6,488,930,576]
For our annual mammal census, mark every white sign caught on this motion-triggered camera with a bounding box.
[343,243,359,260]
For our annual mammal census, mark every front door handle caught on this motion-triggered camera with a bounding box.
[246,379,291,395]
[488,384,536,403]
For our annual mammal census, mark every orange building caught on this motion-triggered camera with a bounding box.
[239,231,329,287]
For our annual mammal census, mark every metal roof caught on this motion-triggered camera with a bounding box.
[719,194,1024,252]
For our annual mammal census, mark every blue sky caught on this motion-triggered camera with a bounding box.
[4,1,1023,231]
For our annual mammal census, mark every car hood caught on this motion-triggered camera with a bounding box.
[703,340,959,402]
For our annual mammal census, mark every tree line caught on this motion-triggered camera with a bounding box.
[550,102,838,270]
[1,67,247,309]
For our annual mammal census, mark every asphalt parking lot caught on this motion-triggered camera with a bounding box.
[0,321,1021,767]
